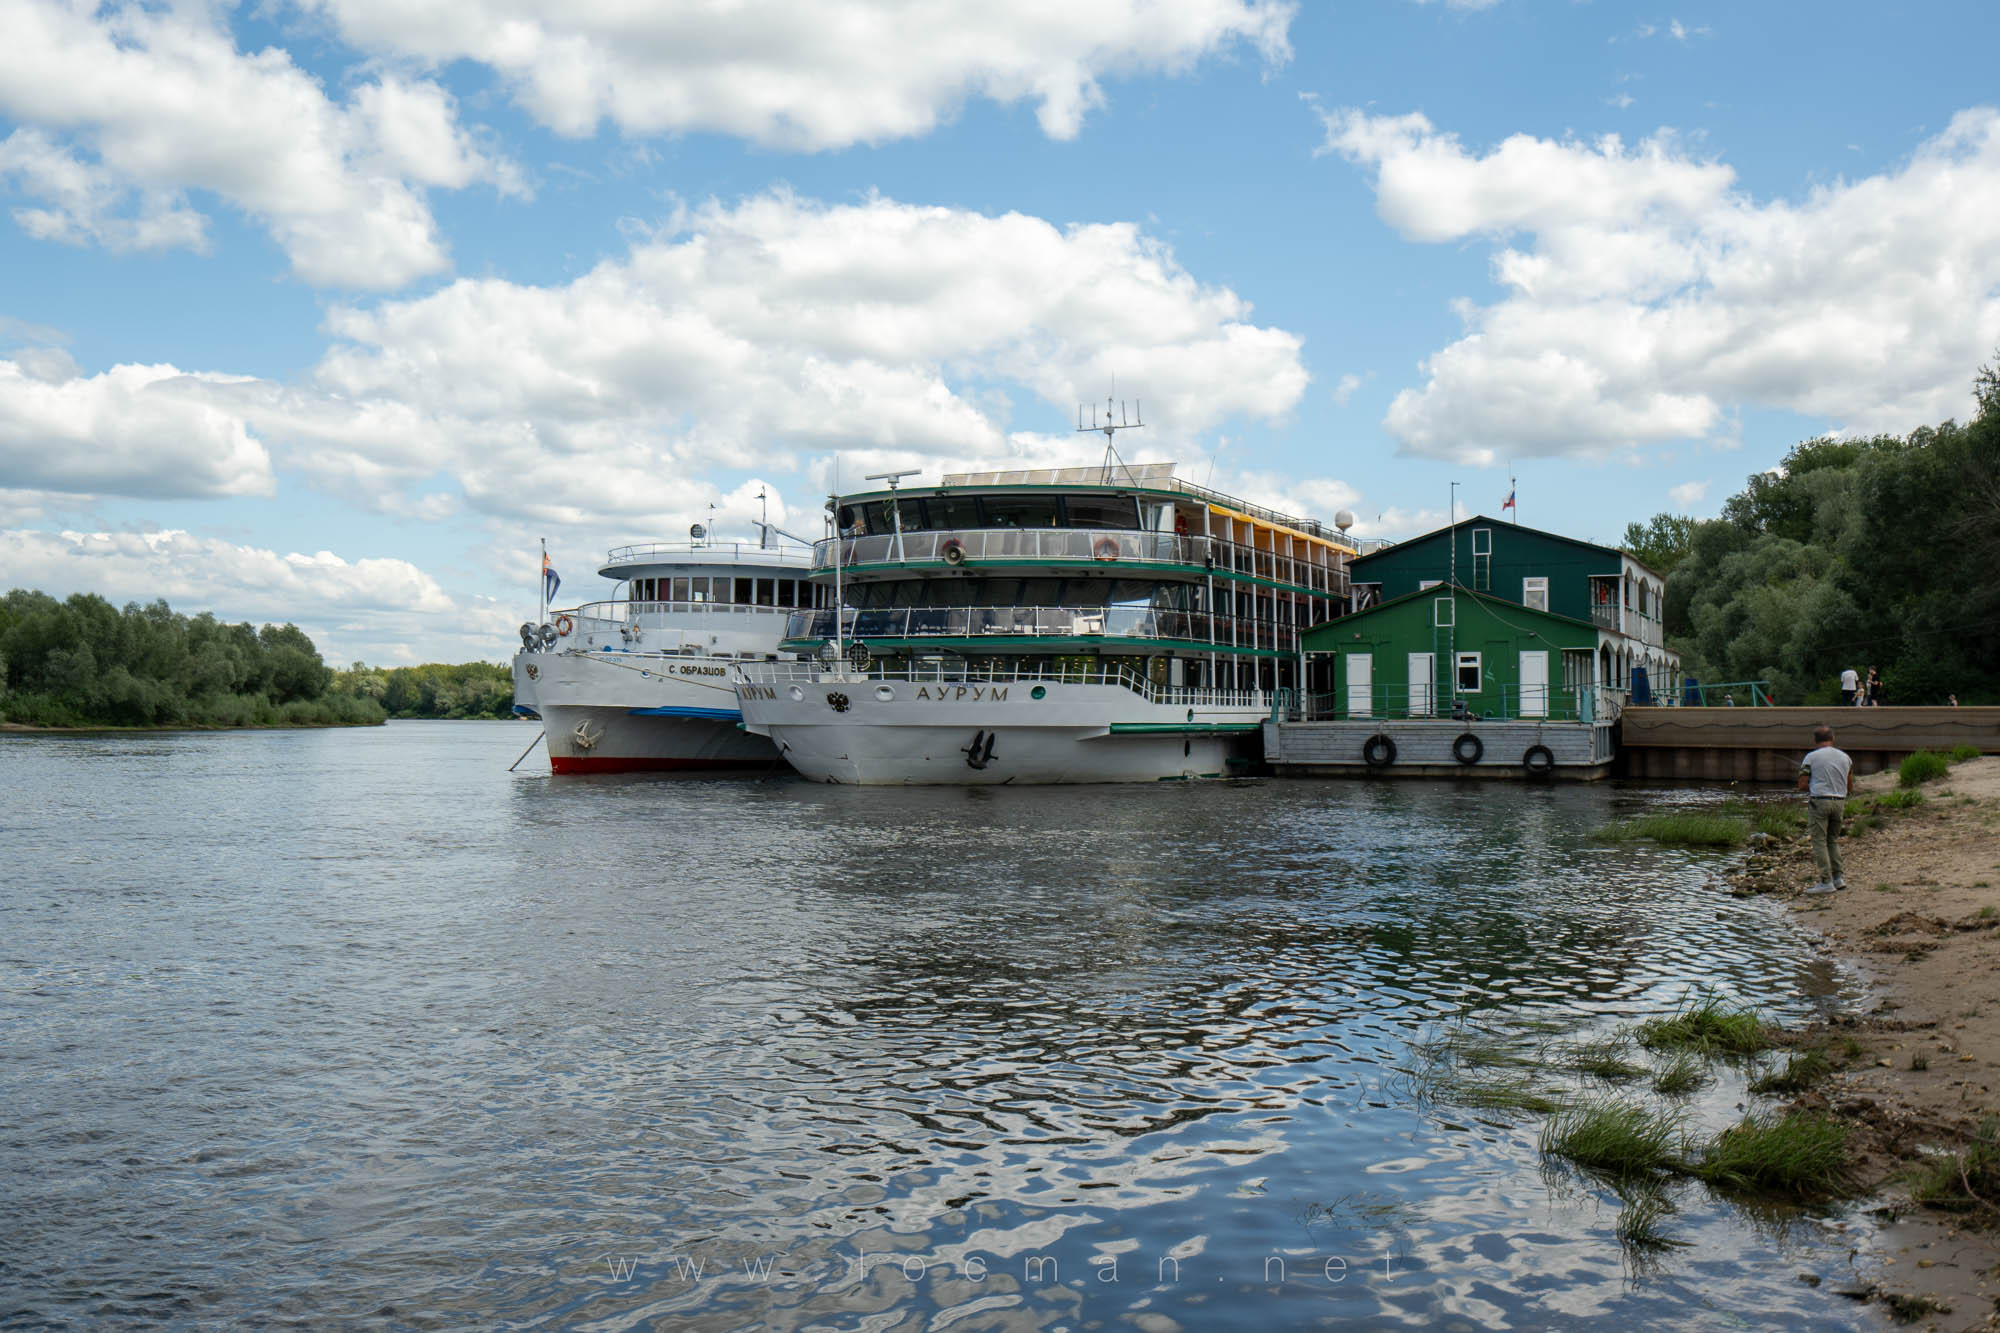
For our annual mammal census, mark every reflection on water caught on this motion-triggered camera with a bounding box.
[1,723,1881,1328]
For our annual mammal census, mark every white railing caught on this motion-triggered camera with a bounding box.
[561,599,800,624]
[817,527,1351,597]
[738,658,1272,710]
[604,541,814,567]
[784,605,1300,653]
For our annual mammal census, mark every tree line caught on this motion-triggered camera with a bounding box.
[1622,359,2000,706]
[0,590,525,728]
[0,590,384,728]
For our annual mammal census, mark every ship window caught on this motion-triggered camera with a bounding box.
[1456,651,1482,692]
[980,495,1060,529]
[670,577,690,601]
[755,579,774,606]
[731,577,750,604]
[927,494,982,530]
[896,498,928,532]
[1063,495,1141,530]
[859,501,896,535]
[1018,579,1061,605]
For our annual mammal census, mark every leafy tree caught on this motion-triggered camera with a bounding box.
[1620,514,1700,577]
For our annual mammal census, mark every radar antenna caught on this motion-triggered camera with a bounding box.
[1077,395,1144,484]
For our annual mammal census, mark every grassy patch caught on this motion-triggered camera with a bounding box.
[1694,1112,1851,1199]
[1907,1118,2000,1214]
[1950,744,1981,762]
[1637,995,1773,1058]
[1452,1078,1567,1115]
[1614,1191,1690,1251]
[1593,813,1751,847]
[1749,1049,1834,1096]
[1874,789,1925,812]
[1651,1052,1710,1096]
[1540,1100,1685,1181]
[1561,1036,1645,1082]
[1882,1293,1951,1324]
[1899,750,1951,787]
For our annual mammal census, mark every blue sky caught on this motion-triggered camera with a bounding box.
[3,0,1997,663]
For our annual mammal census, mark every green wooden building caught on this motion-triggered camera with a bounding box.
[1341,515,1678,703]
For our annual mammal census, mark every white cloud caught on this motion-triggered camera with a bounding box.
[0,1,521,287]
[0,526,515,663]
[1668,478,1709,507]
[305,0,1294,148]
[0,356,274,499]
[1408,0,1504,11]
[1314,104,2000,461]
[1331,372,1366,405]
[256,192,1308,526]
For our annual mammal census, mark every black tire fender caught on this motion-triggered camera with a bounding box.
[1452,732,1484,765]
[1522,743,1556,775]
[1362,733,1396,768]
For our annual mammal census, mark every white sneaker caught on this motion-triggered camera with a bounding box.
[1833,877,1847,890]
[1805,882,1836,896]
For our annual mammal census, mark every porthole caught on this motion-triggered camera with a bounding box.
[874,685,894,702]
[1031,685,1046,700]
[788,685,805,702]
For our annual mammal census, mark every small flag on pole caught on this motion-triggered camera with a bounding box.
[543,552,560,601]
[1502,484,1516,512]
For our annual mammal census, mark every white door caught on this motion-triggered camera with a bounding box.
[1407,652,1434,716]
[1519,650,1549,718]
[1346,653,1373,719]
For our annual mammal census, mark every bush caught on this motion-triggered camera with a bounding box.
[1950,744,1981,762]
[1899,750,1951,787]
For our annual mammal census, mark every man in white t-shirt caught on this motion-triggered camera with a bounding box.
[1799,725,1853,894]
[1839,667,1859,706]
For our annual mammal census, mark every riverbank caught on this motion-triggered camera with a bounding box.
[1740,755,2000,1330]
[0,718,385,733]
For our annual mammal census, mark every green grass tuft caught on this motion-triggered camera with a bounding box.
[1592,813,1751,847]
[1637,994,1773,1057]
[1651,1051,1711,1096]
[1748,1049,1834,1096]
[1614,1190,1691,1251]
[1694,1112,1851,1199]
[1561,1035,1645,1082]
[1950,744,1981,763]
[1899,750,1952,787]
[1875,789,1926,811]
[1540,1100,1686,1181]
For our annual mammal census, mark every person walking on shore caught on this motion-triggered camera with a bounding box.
[1799,725,1852,895]
[1840,666,1859,706]
[1865,666,1883,706]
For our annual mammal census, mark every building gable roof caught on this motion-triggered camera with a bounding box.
[1351,515,1663,580]
[1302,580,1600,641]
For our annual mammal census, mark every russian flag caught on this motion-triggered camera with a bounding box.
[543,553,561,601]
[1502,487,1516,511]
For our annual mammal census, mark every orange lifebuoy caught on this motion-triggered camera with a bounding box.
[554,613,574,636]
[1092,537,1120,562]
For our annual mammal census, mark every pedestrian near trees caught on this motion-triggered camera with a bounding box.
[1799,725,1853,895]
[1840,666,1859,706]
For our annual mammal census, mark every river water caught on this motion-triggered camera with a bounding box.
[2,722,1889,1329]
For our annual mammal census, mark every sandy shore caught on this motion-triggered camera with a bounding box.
[1737,755,2000,1330]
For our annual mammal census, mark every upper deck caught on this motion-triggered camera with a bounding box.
[599,540,814,581]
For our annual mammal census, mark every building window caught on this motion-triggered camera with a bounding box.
[1434,596,1455,627]
[1523,577,1548,612]
[1456,651,1482,693]
[1471,528,1492,590]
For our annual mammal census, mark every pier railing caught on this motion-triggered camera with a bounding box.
[1289,682,1620,724]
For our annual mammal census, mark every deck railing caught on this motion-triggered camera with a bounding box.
[783,605,1301,653]
[1288,682,1623,724]
[738,659,1272,711]
[604,541,814,567]
[817,528,1351,598]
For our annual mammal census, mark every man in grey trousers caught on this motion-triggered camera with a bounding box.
[1799,725,1852,894]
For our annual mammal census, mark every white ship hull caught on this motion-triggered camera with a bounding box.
[737,673,1263,784]
[527,650,780,774]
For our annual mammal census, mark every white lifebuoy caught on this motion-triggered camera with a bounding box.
[1092,537,1120,562]
[555,613,574,637]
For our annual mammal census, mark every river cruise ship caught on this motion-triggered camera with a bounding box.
[734,463,1357,783]
[513,537,814,773]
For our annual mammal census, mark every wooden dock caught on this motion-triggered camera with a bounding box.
[1618,706,1999,780]
[1263,718,1616,779]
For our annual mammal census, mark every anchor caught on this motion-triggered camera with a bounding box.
[962,729,997,770]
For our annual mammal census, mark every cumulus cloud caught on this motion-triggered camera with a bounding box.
[1668,478,1710,507]
[305,0,1294,148]
[252,191,1307,526]
[0,0,521,287]
[1314,104,2000,461]
[0,356,274,499]
[0,526,515,663]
